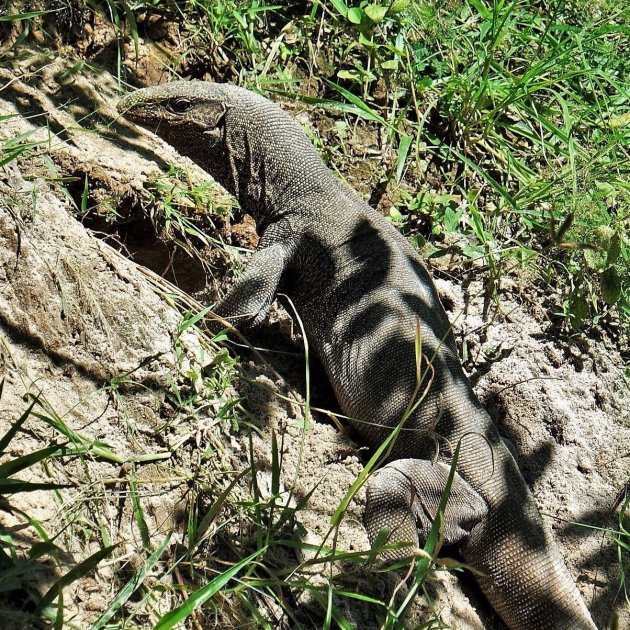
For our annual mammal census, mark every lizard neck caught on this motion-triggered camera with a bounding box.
[217,100,341,226]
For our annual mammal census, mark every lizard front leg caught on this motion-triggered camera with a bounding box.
[215,219,298,329]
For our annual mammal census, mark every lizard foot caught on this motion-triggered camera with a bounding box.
[365,459,488,561]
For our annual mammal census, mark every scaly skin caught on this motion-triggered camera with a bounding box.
[118,81,597,629]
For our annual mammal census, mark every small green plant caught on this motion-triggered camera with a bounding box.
[0,386,72,498]
[329,0,409,95]
[0,125,50,169]
[145,165,237,255]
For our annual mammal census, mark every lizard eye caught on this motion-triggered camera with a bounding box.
[166,98,193,114]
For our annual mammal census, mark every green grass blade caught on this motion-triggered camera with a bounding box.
[323,79,396,132]
[0,479,72,494]
[0,399,36,453]
[396,135,413,183]
[194,468,250,546]
[153,548,265,630]
[0,445,69,478]
[91,532,172,630]
[35,545,118,613]
[129,472,150,551]
[0,9,56,20]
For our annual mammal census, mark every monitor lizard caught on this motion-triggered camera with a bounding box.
[117,81,596,630]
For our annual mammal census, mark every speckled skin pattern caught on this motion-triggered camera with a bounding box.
[118,82,596,629]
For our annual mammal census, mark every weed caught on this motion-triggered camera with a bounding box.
[0,384,99,627]
[146,165,236,252]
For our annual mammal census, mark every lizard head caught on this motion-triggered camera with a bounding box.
[116,81,280,206]
[118,81,335,217]
[117,81,229,150]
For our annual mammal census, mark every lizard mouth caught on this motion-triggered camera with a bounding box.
[203,118,225,140]
[116,102,159,129]
[201,104,227,141]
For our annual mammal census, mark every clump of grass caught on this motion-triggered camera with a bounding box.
[0,382,97,628]
[144,165,237,254]
[373,0,629,335]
